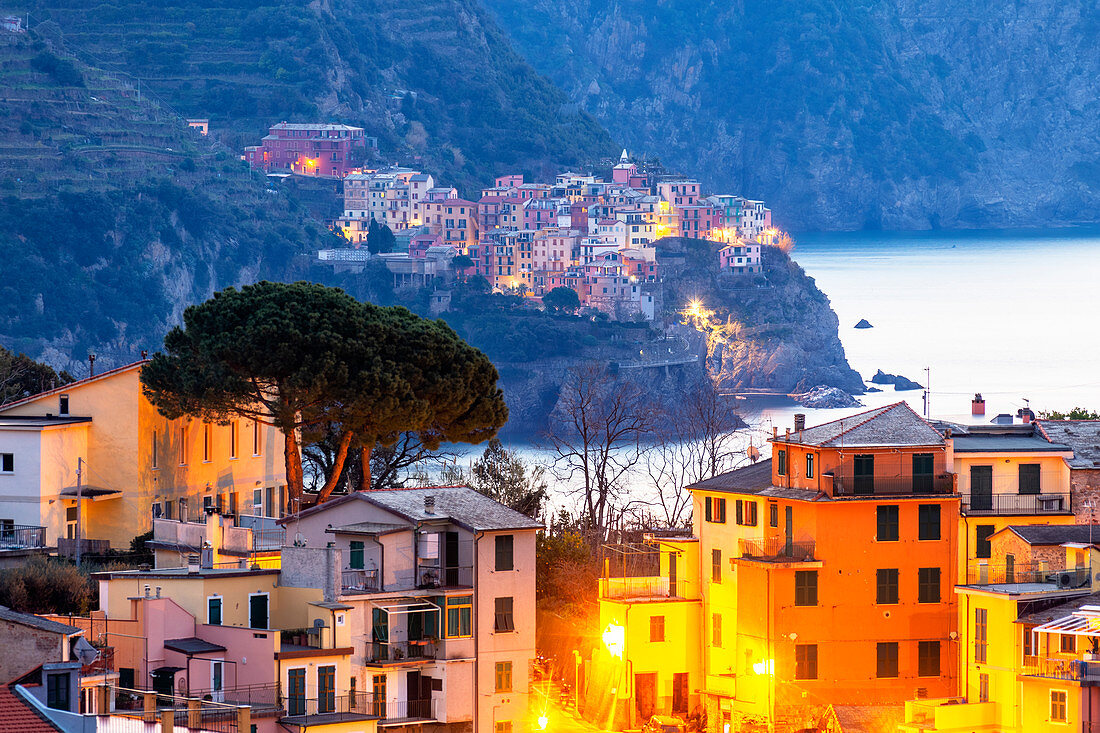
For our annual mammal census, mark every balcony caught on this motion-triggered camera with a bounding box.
[341,569,380,594]
[0,524,45,550]
[738,538,817,563]
[1021,657,1100,684]
[365,639,439,664]
[966,562,1090,589]
[189,684,282,718]
[961,492,1071,515]
[827,474,954,498]
[283,693,433,725]
[598,576,695,601]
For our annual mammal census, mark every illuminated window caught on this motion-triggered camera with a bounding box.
[918,641,940,677]
[795,571,818,607]
[918,505,941,540]
[650,616,665,643]
[974,608,988,663]
[1051,690,1067,722]
[876,569,899,604]
[918,568,941,603]
[445,595,472,638]
[876,505,899,541]
[494,662,512,692]
[876,642,898,678]
[795,644,817,680]
[712,549,722,583]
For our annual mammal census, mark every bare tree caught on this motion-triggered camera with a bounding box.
[544,363,656,537]
[303,431,459,494]
[644,383,745,527]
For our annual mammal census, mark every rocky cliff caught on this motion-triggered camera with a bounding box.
[480,0,1100,230]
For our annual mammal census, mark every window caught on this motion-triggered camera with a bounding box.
[229,421,238,459]
[918,568,941,603]
[495,535,514,571]
[650,616,665,642]
[207,596,222,625]
[777,449,787,476]
[249,593,269,629]
[918,505,941,540]
[740,501,758,526]
[876,569,899,604]
[769,502,779,528]
[1019,464,1041,495]
[712,549,722,583]
[59,394,69,415]
[253,488,263,516]
[1051,690,1067,722]
[318,665,335,714]
[202,423,212,462]
[350,541,365,570]
[918,641,940,677]
[494,597,515,632]
[1061,634,1076,653]
[203,495,213,513]
[854,454,875,494]
[795,571,818,606]
[46,673,70,710]
[876,505,899,541]
[179,427,187,465]
[495,661,513,692]
[795,644,818,680]
[704,497,726,523]
[252,421,261,456]
[912,453,934,492]
[496,723,513,733]
[975,525,995,559]
[712,613,722,647]
[978,673,989,703]
[876,642,899,678]
[806,454,814,479]
[151,430,158,469]
[0,453,12,473]
[445,595,472,638]
[372,675,386,717]
[974,608,988,663]
[163,500,173,520]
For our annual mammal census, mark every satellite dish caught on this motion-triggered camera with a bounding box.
[74,636,99,666]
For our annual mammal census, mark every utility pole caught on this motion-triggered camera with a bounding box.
[923,367,932,417]
[74,457,83,568]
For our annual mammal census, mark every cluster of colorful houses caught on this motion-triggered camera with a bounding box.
[0,361,538,733]
[588,402,1100,733]
[244,124,776,321]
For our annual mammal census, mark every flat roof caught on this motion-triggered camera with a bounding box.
[0,416,91,430]
[952,434,1070,453]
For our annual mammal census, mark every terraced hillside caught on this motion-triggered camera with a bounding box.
[14,0,615,190]
[0,29,336,370]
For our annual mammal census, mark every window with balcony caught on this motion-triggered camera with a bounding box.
[918,568,941,603]
[795,644,818,680]
[317,665,335,714]
[350,541,365,570]
[1061,634,1076,653]
[650,615,665,642]
[876,569,899,604]
[912,453,934,492]
[876,505,899,541]
[974,608,988,663]
[876,642,898,678]
[494,597,515,632]
[1019,464,1041,495]
[853,455,875,494]
[918,641,940,677]
[495,535,514,571]
[795,571,818,607]
[495,661,513,692]
[288,668,306,715]
[918,505,941,540]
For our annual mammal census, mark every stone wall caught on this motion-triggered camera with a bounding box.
[1071,469,1100,523]
[279,545,340,601]
[0,620,64,683]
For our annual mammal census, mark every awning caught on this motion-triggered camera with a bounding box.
[151,666,184,676]
[1032,606,1100,640]
[60,485,122,500]
[164,638,227,655]
[372,598,440,617]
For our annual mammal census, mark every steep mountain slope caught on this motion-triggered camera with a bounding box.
[16,0,614,190]
[0,30,336,370]
[481,0,1100,230]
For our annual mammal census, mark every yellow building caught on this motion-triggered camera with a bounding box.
[0,361,286,551]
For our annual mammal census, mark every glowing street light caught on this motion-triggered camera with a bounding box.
[537,714,549,729]
[602,622,625,658]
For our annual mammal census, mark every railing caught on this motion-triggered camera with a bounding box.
[1021,657,1100,683]
[283,693,434,722]
[966,562,1090,588]
[366,639,438,663]
[961,492,1071,515]
[415,564,473,589]
[599,575,694,600]
[739,538,817,563]
[189,684,282,717]
[238,514,286,551]
[0,524,45,549]
[111,686,246,732]
[57,537,110,557]
[341,569,380,594]
[827,474,955,497]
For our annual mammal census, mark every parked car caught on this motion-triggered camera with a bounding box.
[643,715,687,733]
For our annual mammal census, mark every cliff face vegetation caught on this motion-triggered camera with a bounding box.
[481,0,1100,230]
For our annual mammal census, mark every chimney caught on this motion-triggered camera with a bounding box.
[155,586,161,599]
[144,585,151,598]
[772,427,778,439]
[323,542,338,603]
[424,495,436,515]
[794,414,806,432]
[187,554,200,574]
[971,393,986,416]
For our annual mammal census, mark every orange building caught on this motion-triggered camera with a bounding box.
[688,403,959,731]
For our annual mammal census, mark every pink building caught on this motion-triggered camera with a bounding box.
[657,180,701,207]
[410,231,443,258]
[244,123,367,178]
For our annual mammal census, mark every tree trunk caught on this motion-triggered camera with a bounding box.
[317,431,356,503]
[358,443,373,492]
[284,426,305,513]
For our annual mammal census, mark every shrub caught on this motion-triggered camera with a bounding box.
[0,557,94,614]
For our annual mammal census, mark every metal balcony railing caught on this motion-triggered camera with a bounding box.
[739,538,817,563]
[961,492,1071,515]
[599,576,694,600]
[966,562,1090,588]
[827,474,954,497]
[189,684,282,717]
[341,569,380,594]
[283,693,434,722]
[366,639,438,663]
[0,524,45,549]
[1020,657,1100,683]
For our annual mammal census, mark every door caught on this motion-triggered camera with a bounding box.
[248,594,268,629]
[971,466,993,511]
[668,553,678,598]
[372,608,389,661]
[853,455,875,495]
[407,671,429,719]
[444,531,460,586]
[785,506,794,555]
[635,672,657,725]
[372,674,387,719]
[672,672,689,715]
[288,669,305,716]
[210,661,224,703]
[912,453,934,493]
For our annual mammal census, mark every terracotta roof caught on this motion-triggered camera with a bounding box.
[0,361,147,413]
[0,685,62,732]
[775,402,946,448]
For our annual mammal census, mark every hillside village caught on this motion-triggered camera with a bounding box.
[246,122,778,321]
